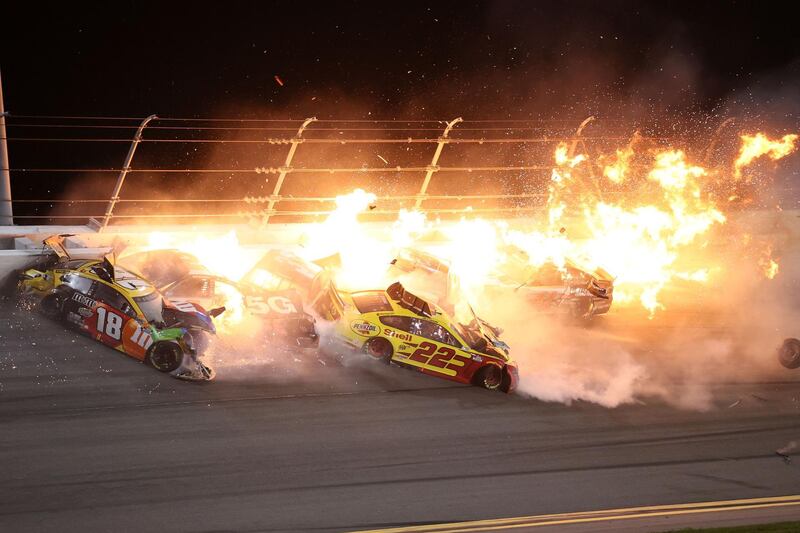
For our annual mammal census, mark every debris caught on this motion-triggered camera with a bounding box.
[727,399,741,408]
[274,75,284,87]
[369,204,377,210]
[750,393,770,402]
[377,154,389,165]
[777,441,797,455]
[776,451,792,464]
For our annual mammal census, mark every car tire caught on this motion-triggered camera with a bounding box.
[40,293,65,320]
[363,337,393,363]
[473,365,503,391]
[779,338,800,369]
[147,342,184,373]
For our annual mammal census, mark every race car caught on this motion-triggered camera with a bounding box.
[16,236,221,381]
[240,249,345,322]
[119,249,318,351]
[336,281,518,392]
[390,247,614,319]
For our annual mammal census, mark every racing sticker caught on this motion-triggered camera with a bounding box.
[121,320,153,359]
[350,319,379,337]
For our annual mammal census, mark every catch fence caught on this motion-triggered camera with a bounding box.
[0,114,740,228]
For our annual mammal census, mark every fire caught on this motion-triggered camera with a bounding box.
[132,231,264,329]
[734,132,798,179]
[126,129,797,326]
[759,246,780,280]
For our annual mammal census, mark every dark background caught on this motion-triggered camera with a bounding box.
[1,1,799,222]
[2,0,799,119]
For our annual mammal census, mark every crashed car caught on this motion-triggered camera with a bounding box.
[119,249,318,351]
[390,247,614,319]
[17,236,221,381]
[239,250,517,391]
[240,249,345,322]
[338,282,518,392]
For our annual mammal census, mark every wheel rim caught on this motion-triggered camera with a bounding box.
[151,345,181,371]
[780,342,800,367]
[366,339,391,360]
[482,367,502,389]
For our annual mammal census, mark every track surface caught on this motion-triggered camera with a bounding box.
[1,303,800,532]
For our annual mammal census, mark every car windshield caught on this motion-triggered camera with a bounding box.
[134,292,164,323]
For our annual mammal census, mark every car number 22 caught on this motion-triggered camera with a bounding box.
[408,341,468,372]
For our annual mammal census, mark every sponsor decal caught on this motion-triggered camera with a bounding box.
[350,319,379,337]
[78,307,93,318]
[72,293,96,308]
[384,328,412,342]
[472,354,483,362]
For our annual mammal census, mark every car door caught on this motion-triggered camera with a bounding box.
[379,315,472,378]
[87,281,153,360]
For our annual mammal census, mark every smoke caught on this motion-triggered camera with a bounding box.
[470,230,798,411]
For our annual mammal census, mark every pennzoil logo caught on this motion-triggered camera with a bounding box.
[350,319,379,337]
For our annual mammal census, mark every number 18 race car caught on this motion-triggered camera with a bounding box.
[336,282,518,393]
[16,236,223,381]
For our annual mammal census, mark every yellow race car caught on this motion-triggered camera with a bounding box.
[16,235,223,381]
[335,282,518,392]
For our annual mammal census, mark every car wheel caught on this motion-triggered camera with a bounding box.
[473,365,503,391]
[40,293,65,319]
[363,337,393,363]
[779,338,800,369]
[147,342,184,373]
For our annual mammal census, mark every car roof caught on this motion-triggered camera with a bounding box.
[73,260,158,298]
[350,287,449,324]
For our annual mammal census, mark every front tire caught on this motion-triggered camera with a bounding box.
[779,338,800,369]
[40,293,65,320]
[147,342,184,373]
[363,337,393,363]
[473,365,503,391]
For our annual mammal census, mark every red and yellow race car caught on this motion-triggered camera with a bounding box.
[336,282,518,392]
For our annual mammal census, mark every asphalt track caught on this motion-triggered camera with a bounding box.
[1,302,800,532]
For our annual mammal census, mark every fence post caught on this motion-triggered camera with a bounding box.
[414,117,462,210]
[568,116,595,159]
[262,117,316,224]
[98,114,158,231]
[0,69,12,225]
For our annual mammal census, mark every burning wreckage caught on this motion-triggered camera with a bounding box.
[15,236,222,381]
[10,239,519,391]
[389,247,614,320]
[7,130,800,390]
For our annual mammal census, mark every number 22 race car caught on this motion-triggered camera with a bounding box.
[337,282,519,392]
[16,236,223,381]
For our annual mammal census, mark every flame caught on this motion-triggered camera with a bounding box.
[135,231,264,329]
[759,246,780,280]
[126,130,796,326]
[734,133,798,179]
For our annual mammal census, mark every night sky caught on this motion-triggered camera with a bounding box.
[1,1,799,222]
[3,1,798,119]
